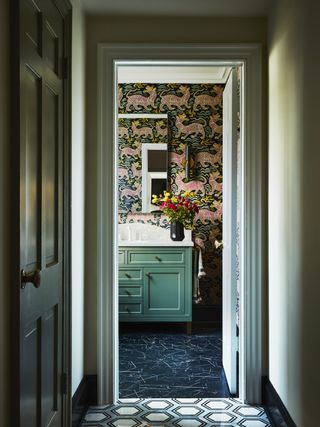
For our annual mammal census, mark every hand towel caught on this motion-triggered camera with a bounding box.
[198,248,206,279]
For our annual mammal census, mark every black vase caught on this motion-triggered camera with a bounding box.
[170,221,185,241]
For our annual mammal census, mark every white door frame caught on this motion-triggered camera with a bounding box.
[96,43,263,405]
[222,68,240,394]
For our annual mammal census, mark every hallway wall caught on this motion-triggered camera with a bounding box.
[268,0,320,424]
[0,1,10,424]
[71,0,86,396]
[84,15,268,376]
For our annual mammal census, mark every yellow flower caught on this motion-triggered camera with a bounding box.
[164,191,171,197]
[152,195,159,204]
[182,191,191,198]
[163,196,170,202]
[171,196,178,203]
[191,192,196,197]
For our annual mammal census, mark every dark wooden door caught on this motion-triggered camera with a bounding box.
[12,0,71,425]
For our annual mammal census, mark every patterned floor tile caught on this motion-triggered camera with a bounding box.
[119,329,230,398]
[81,398,271,427]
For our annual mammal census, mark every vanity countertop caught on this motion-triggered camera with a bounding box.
[118,240,194,247]
[118,223,194,247]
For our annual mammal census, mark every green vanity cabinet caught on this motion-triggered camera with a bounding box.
[118,247,192,322]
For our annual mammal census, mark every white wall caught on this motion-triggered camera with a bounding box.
[0,0,10,424]
[268,0,320,425]
[71,0,86,395]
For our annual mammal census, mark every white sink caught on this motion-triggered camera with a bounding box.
[118,223,193,247]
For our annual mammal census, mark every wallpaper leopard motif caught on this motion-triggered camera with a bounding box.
[118,118,168,213]
[118,83,224,306]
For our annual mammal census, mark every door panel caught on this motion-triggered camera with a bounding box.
[23,67,42,271]
[42,306,59,425]
[43,84,59,266]
[21,321,40,427]
[15,0,71,425]
[222,68,238,394]
[24,0,42,51]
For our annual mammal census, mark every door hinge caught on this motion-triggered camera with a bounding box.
[61,372,68,395]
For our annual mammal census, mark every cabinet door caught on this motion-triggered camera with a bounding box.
[144,267,185,318]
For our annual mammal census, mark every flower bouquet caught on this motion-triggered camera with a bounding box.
[152,191,199,241]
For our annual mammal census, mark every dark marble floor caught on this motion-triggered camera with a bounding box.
[119,324,232,399]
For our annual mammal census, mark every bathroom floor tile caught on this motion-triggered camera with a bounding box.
[119,328,230,398]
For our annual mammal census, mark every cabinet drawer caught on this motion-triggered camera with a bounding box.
[128,250,185,265]
[119,250,126,264]
[119,302,142,315]
[119,268,142,281]
[119,285,143,298]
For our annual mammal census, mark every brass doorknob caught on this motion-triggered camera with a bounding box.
[21,269,41,289]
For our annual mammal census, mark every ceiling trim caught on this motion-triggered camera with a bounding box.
[118,65,232,84]
[81,0,271,17]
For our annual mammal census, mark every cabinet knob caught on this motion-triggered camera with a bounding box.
[125,306,130,313]
[155,256,161,262]
[125,289,130,296]
[124,272,131,278]
[145,272,151,278]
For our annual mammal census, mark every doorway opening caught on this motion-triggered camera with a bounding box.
[116,64,239,399]
[96,44,263,406]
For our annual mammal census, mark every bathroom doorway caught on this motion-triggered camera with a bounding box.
[116,64,239,399]
[96,44,263,405]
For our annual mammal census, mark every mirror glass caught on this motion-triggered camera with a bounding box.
[142,144,168,212]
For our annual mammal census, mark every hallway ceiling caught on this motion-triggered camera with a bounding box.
[81,0,273,17]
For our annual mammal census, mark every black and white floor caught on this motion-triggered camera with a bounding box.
[82,325,271,427]
[81,398,271,426]
[80,324,271,426]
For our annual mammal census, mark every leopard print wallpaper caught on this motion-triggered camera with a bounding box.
[118,83,224,306]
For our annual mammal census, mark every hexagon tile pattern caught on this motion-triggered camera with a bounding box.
[81,398,271,426]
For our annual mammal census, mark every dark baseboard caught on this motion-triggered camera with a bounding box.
[192,304,222,323]
[72,375,97,427]
[262,376,297,427]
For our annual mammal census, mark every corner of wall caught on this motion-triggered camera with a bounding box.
[268,0,320,424]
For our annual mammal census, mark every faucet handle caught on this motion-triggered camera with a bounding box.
[214,240,224,249]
